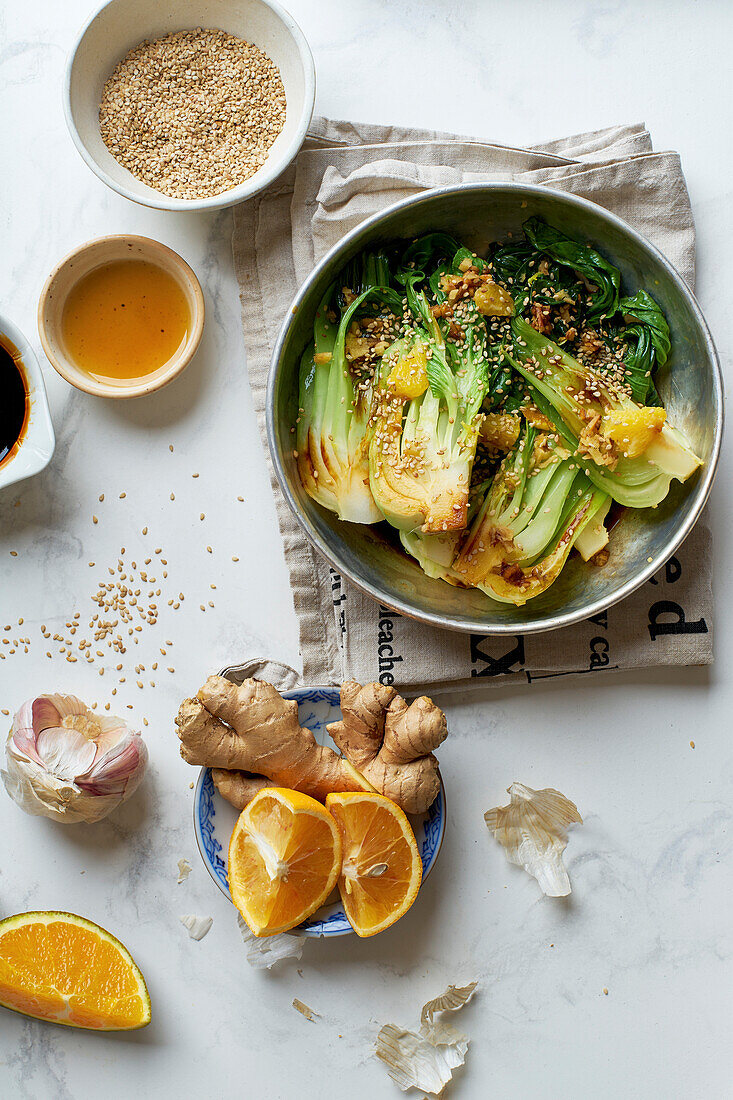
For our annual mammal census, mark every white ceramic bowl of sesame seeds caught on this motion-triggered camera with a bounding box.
[64,0,315,212]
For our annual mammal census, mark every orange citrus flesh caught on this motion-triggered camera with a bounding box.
[228,788,342,937]
[0,912,150,1030]
[325,792,423,938]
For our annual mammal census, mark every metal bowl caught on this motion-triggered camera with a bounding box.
[267,183,723,635]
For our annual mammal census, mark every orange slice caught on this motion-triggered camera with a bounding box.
[325,792,422,937]
[228,787,342,936]
[0,911,150,1030]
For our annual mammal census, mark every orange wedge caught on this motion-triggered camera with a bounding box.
[325,792,422,937]
[228,787,342,936]
[0,911,150,1030]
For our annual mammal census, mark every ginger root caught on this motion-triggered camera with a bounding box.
[175,676,370,804]
[176,676,448,815]
[326,681,447,815]
[211,769,274,809]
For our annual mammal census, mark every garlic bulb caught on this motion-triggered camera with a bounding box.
[2,694,148,824]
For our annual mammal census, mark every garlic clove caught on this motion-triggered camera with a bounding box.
[31,695,64,734]
[77,731,148,797]
[10,700,44,765]
[36,726,97,782]
[88,722,130,760]
[38,694,90,726]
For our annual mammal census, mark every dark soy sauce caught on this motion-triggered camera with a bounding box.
[0,337,28,466]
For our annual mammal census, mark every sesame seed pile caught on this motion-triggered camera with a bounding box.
[99,28,287,200]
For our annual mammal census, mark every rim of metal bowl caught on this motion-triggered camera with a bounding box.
[267,181,723,635]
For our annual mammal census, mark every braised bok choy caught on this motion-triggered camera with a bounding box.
[293,219,702,607]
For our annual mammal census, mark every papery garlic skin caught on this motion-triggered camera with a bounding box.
[375,982,478,1097]
[484,782,582,897]
[180,915,213,941]
[1,694,148,824]
[236,913,305,970]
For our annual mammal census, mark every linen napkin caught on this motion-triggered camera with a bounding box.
[232,118,712,691]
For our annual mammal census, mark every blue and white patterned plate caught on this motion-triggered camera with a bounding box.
[193,684,446,937]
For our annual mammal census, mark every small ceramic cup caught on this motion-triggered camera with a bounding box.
[64,0,315,213]
[0,314,55,493]
[38,235,205,399]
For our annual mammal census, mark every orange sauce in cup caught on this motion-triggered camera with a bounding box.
[61,260,190,386]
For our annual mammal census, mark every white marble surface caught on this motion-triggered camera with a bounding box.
[1,1,732,1097]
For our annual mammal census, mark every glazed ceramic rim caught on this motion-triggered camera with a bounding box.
[62,0,316,213]
[267,180,724,635]
[0,313,55,490]
[192,682,447,937]
[37,234,205,399]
